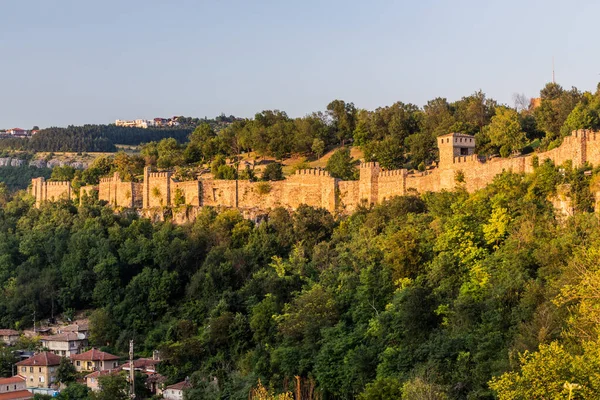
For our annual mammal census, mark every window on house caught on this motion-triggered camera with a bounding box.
[29,367,33,373]
[39,367,42,373]
[21,367,26,373]
[460,148,469,155]
[77,361,80,366]
[40,376,45,383]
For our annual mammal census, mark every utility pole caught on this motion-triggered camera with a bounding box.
[129,340,135,399]
[552,56,556,84]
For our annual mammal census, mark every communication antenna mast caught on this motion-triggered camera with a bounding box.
[129,340,135,399]
[552,56,555,84]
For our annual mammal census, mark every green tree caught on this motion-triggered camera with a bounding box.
[484,106,527,156]
[261,163,284,181]
[57,382,90,400]
[0,346,17,377]
[311,138,325,159]
[90,373,129,400]
[56,357,77,385]
[50,165,76,182]
[327,100,357,145]
[325,147,358,180]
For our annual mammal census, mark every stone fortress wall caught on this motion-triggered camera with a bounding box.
[32,130,600,213]
[30,177,74,207]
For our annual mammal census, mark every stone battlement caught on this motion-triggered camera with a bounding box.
[453,155,480,164]
[294,168,331,177]
[31,130,600,214]
[148,172,172,178]
[379,169,406,177]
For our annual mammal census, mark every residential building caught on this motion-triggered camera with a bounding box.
[40,333,87,356]
[163,379,191,400]
[57,321,89,339]
[84,369,119,392]
[5,128,29,136]
[0,330,20,346]
[121,356,163,396]
[0,376,32,400]
[70,348,119,372]
[120,357,159,374]
[15,352,62,389]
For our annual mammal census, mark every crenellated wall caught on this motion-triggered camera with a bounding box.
[99,172,143,208]
[32,130,600,214]
[31,177,73,207]
[144,168,172,208]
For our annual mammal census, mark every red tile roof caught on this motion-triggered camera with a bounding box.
[16,352,63,366]
[41,332,84,342]
[0,390,33,400]
[85,368,120,379]
[166,380,192,391]
[70,348,119,361]
[0,329,19,336]
[0,376,25,384]
[121,358,159,370]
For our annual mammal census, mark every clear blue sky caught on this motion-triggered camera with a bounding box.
[2,0,599,129]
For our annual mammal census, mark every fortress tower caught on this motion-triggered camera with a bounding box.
[437,132,476,169]
[359,162,380,206]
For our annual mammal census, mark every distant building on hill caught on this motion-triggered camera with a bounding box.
[115,117,180,128]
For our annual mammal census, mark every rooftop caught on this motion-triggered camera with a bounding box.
[85,369,120,379]
[121,358,159,370]
[71,348,119,361]
[0,329,19,336]
[0,390,33,400]
[166,380,192,391]
[0,376,25,384]
[16,352,62,366]
[438,132,475,138]
[40,332,84,342]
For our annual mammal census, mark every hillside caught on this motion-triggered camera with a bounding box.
[2,158,600,398]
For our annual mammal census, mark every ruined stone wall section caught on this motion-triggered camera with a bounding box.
[338,181,359,212]
[284,169,337,210]
[171,180,201,207]
[99,173,143,208]
[405,170,442,193]
[359,162,380,205]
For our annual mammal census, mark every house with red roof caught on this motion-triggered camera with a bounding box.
[70,348,119,372]
[0,330,20,346]
[0,376,32,399]
[163,379,192,400]
[84,369,120,392]
[15,352,62,389]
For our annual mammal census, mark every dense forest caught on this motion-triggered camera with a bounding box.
[0,165,52,190]
[1,155,600,398]
[0,114,239,153]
